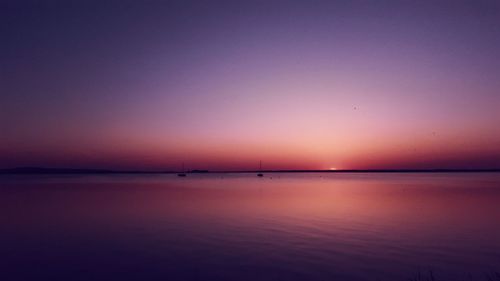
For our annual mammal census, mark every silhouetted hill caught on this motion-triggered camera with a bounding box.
[0,167,171,174]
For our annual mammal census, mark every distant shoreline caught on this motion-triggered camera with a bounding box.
[1,167,500,175]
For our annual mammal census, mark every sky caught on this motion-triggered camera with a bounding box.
[1,0,500,171]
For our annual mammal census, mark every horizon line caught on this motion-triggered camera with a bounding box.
[1,167,500,175]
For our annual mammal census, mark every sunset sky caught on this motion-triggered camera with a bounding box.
[1,0,500,171]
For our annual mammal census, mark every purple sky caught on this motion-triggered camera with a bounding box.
[1,0,500,170]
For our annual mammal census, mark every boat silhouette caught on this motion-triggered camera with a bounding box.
[257,160,263,177]
[177,163,186,177]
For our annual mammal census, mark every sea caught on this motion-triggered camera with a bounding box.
[1,173,499,280]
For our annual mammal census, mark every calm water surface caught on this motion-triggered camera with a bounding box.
[1,173,500,280]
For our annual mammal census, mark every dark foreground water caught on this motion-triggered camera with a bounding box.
[1,173,500,281]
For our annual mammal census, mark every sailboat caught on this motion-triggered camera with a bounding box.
[177,163,186,177]
[257,160,263,177]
